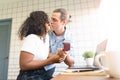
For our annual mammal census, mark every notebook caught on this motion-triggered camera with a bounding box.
[69,39,108,71]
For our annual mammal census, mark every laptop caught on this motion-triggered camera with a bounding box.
[68,39,107,71]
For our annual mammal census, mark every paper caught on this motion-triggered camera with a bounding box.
[60,69,107,76]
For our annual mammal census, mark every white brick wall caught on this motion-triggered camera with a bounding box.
[0,0,109,79]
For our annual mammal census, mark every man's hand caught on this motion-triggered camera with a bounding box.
[57,48,74,67]
[57,48,67,61]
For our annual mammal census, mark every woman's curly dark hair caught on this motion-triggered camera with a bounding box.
[18,11,49,40]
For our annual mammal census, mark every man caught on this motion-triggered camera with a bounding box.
[44,8,74,77]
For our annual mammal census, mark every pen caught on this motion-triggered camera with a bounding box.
[79,69,94,72]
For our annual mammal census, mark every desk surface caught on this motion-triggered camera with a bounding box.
[51,75,120,80]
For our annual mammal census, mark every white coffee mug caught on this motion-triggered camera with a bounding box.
[95,51,120,78]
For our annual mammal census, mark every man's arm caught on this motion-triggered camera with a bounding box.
[57,49,74,67]
[64,52,74,67]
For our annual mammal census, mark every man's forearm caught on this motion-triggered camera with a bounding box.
[64,54,74,67]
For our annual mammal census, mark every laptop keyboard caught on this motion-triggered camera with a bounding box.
[68,65,100,70]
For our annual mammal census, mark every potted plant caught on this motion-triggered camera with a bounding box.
[82,51,95,66]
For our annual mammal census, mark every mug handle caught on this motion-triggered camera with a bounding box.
[95,52,108,70]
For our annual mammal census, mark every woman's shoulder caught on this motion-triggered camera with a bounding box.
[26,34,39,39]
[25,34,40,41]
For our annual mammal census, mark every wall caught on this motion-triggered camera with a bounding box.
[0,0,106,79]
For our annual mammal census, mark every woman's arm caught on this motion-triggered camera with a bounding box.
[20,51,61,71]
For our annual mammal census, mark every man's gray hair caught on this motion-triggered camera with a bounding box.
[53,8,71,22]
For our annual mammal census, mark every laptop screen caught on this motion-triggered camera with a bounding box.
[94,39,107,66]
[95,39,107,54]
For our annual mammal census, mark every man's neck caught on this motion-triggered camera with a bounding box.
[54,28,65,36]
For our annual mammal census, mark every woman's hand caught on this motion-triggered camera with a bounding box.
[48,54,63,63]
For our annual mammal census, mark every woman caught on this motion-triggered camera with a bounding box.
[17,11,63,80]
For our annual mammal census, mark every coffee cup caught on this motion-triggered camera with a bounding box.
[63,42,70,51]
[95,51,120,78]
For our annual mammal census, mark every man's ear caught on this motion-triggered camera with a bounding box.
[62,20,67,25]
